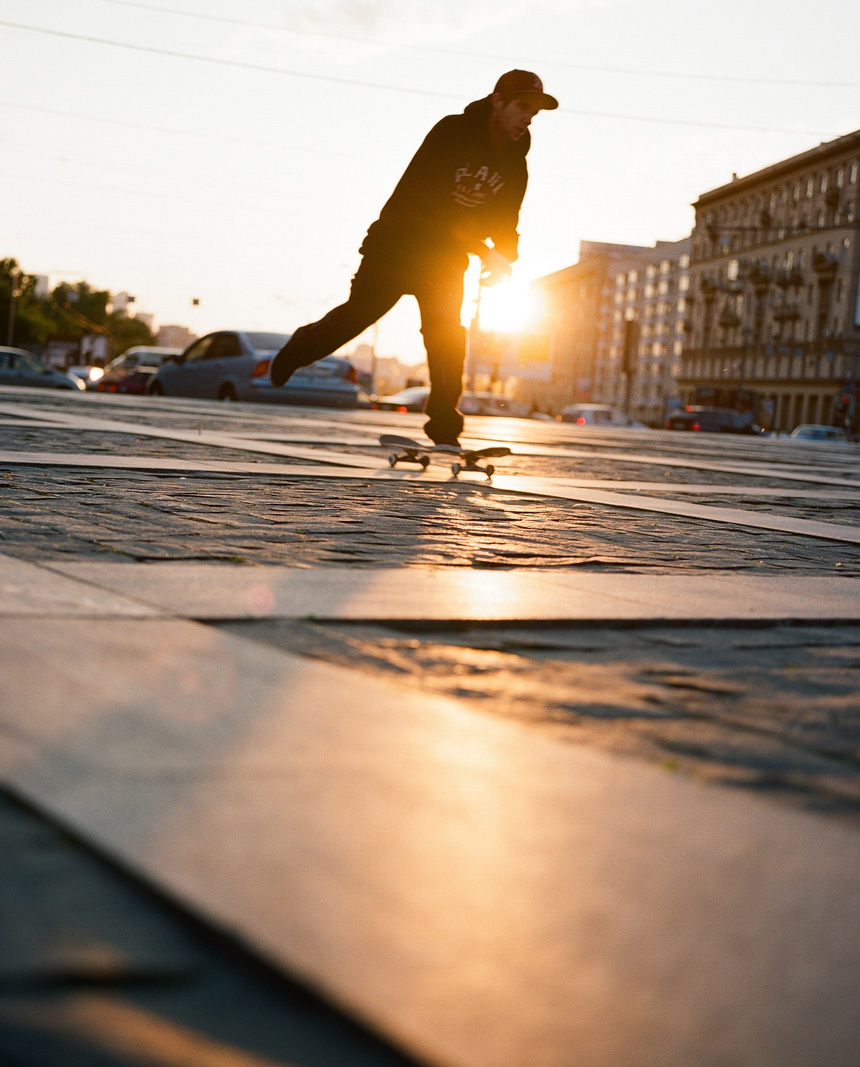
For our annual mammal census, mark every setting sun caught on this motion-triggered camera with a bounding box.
[470,275,536,334]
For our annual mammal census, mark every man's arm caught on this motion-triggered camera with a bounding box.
[479,246,513,286]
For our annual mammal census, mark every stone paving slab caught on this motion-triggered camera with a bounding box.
[4,466,859,572]
[0,553,163,618]
[4,449,860,500]
[45,562,860,623]
[0,403,381,469]
[1,616,858,1067]
[0,792,421,1067]
[489,475,860,543]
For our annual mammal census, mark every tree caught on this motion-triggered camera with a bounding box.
[0,260,156,358]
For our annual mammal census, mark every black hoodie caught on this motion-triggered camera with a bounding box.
[360,96,529,265]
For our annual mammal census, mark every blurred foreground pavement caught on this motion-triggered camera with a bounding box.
[1,387,859,1067]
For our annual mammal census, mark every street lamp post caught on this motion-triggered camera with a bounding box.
[6,271,22,346]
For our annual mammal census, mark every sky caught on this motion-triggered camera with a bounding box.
[2,0,860,364]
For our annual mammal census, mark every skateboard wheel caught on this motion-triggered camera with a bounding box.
[388,454,397,467]
[420,456,430,469]
[486,464,495,477]
[451,463,461,476]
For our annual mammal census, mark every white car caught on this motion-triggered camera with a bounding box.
[788,424,849,442]
[559,403,647,428]
[460,392,529,417]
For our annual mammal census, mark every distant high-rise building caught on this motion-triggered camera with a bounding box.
[597,237,691,424]
[525,242,651,415]
[526,239,690,421]
[157,324,196,350]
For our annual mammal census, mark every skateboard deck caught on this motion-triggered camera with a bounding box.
[379,435,511,478]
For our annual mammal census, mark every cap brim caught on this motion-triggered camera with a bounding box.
[513,90,557,111]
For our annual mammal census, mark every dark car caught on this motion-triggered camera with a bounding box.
[664,406,763,434]
[0,347,85,391]
[146,331,359,407]
[372,386,430,412]
[95,346,183,395]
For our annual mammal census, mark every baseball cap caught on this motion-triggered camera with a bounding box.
[493,70,558,110]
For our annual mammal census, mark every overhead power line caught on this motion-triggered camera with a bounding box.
[0,18,840,137]
[92,0,860,90]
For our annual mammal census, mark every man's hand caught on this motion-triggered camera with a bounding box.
[480,247,512,287]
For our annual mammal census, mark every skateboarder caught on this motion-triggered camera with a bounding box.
[270,70,558,446]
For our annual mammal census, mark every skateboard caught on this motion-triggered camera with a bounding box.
[379,435,511,478]
[381,434,433,469]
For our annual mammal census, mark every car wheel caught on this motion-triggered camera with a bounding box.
[218,384,236,402]
[148,381,164,396]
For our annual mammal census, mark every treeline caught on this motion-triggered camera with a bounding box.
[1,257,155,360]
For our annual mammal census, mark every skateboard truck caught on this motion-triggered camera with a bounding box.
[380,434,431,469]
[435,445,511,479]
[379,435,511,478]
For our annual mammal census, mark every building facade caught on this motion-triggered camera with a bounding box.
[523,242,651,415]
[595,237,691,425]
[156,324,197,350]
[680,130,860,432]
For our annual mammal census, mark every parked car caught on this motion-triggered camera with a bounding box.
[372,386,429,412]
[146,331,359,407]
[96,346,183,395]
[67,364,105,388]
[788,424,850,442]
[664,406,763,434]
[460,392,529,417]
[559,403,647,428]
[0,347,85,391]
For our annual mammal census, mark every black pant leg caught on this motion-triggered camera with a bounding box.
[414,262,468,444]
[271,256,405,385]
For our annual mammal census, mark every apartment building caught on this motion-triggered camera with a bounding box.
[595,237,691,424]
[680,129,860,431]
[524,242,650,415]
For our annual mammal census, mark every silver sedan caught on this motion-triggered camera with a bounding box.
[146,331,360,407]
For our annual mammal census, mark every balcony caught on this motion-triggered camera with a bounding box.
[813,252,838,276]
[775,266,804,288]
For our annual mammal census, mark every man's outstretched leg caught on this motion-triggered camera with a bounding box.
[271,260,402,388]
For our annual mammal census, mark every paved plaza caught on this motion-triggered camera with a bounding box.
[1,386,859,1066]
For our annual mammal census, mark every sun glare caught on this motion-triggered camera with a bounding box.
[476,277,535,334]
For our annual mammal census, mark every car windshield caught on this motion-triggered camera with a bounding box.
[17,353,48,374]
[245,332,290,353]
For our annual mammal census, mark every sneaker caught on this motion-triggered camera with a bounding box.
[431,438,461,451]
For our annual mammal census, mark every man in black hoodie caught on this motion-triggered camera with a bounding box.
[271,70,558,445]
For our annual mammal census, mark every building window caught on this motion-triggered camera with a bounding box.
[851,162,859,184]
[806,178,814,198]
[837,167,845,188]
